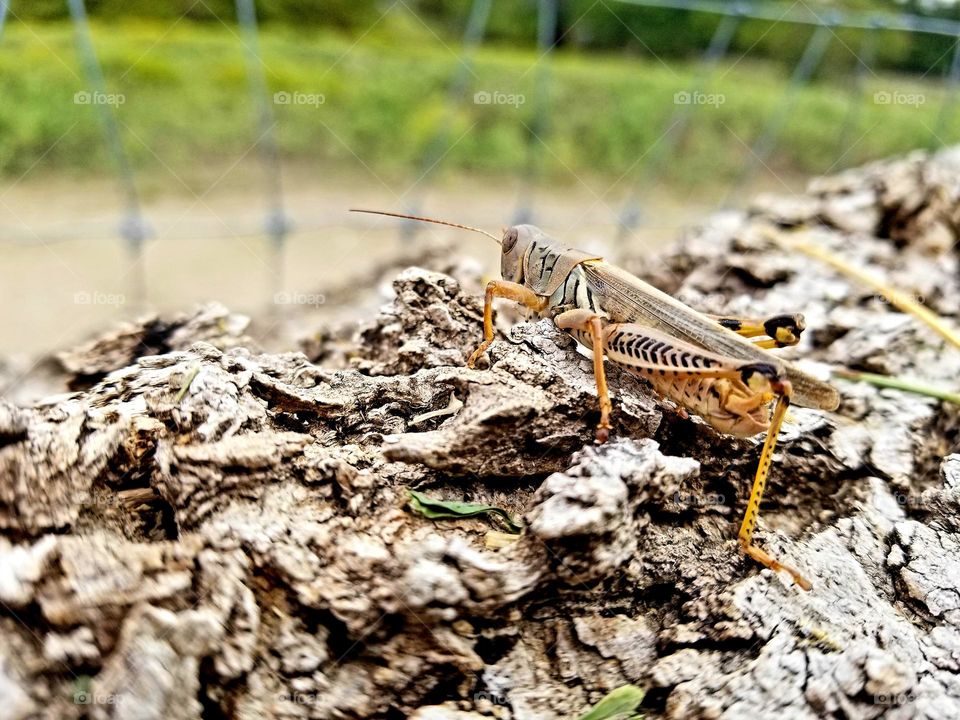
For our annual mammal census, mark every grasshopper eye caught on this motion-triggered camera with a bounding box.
[502,227,518,253]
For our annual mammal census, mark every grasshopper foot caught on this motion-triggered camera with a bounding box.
[467,340,492,369]
[595,422,611,444]
[740,540,812,591]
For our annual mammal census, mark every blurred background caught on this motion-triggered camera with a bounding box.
[2,0,959,365]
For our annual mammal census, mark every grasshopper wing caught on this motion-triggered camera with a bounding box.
[581,261,839,411]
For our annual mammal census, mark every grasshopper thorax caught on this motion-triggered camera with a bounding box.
[501,224,603,298]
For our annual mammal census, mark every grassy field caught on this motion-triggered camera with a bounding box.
[0,17,957,191]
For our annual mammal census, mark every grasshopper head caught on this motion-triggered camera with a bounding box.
[499,224,539,284]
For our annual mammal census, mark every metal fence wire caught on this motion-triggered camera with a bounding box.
[67,0,150,309]
[4,0,959,308]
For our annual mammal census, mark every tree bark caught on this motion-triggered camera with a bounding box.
[2,149,960,719]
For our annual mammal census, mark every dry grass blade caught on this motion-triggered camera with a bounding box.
[768,230,960,351]
[832,368,960,405]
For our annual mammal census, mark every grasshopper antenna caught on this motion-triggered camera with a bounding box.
[350,208,501,245]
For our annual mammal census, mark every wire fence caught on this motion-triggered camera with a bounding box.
[3,0,960,311]
[66,0,150,309]
[0,0,9,39]
[235,0,290,306]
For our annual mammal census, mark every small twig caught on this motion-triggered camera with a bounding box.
[832,368,960,405]
[410,393,463,425]
[117,487,160,508]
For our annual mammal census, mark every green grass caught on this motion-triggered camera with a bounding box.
[0,17,956,190]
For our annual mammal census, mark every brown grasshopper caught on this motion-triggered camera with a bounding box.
[352,210,840,590]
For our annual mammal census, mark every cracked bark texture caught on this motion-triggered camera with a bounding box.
[3,149,960,720]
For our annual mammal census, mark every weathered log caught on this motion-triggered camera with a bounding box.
[2,149,960,719]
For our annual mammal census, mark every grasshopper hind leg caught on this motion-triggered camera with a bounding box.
[735,380,813,591]
[711,313,806,349]
[594,320,814,590]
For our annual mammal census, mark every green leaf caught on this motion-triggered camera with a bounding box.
[576,685,646,720]
[407,490,522,534]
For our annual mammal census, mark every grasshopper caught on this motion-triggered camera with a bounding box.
[352,210,840,590]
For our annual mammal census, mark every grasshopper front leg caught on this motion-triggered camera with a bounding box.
[468,280,549,368]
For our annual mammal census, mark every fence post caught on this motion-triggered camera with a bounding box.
[836,20,879,156]
[235,0,290,311]
[402,0,493,240]
[932,37,960,148]
[617,6,743,241]
[67,0,150,311]
[0,0,9,40]
[513,0,559,225]
[724,17,834,206]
